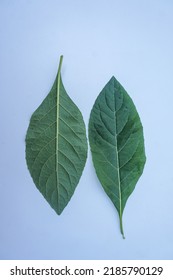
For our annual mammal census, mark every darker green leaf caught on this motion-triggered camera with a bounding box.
[89,76,146,238]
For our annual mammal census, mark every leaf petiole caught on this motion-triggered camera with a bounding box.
[58,55,63,77]
[120,213,125,239]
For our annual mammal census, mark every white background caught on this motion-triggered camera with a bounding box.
[0,0,173,259]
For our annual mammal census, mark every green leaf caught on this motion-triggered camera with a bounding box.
[25,56,87,215]
[89,76,146,238]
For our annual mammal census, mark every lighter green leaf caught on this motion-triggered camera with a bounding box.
[25,56,87,215]
[89,76,146,238]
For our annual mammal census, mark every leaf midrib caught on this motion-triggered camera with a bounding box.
[113,87,124,238]
[114,113,122,218]
[56,55,63,213]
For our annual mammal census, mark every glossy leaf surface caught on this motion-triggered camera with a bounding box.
[26,56,87,214]
[89,76,146,238]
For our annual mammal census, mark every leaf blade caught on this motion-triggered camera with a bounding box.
[25,56,88,214]
[89,76,146,237]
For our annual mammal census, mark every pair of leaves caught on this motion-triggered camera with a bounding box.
[25,56,146,237]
